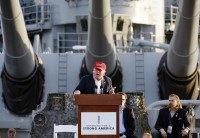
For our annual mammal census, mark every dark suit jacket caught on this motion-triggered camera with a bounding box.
[155,107,190,138]
[123,107,135,138]
[74,74,112,94]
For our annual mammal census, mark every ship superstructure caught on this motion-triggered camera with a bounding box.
[0,0,165,53]
[0,0,199,138]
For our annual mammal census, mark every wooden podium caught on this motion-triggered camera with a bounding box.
[75,94,122,138]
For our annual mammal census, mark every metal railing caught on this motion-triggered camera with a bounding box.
[147,100,199,134]
[165,5,178,24]
[56,32,159,53]
[133,33,156,42]
[65,0,139,7]
[147,100,200,110]
[22,4,51,25]
[57,33,88,53]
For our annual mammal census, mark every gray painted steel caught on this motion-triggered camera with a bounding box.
[0,0,35,78]
[167,0,199,77]
[86,0,116,75]
[0,0,199,137]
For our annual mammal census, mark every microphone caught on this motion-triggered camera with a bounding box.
[95,85,98,93]
[100,85,103,94]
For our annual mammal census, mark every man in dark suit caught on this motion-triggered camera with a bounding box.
[74,61,114,94]
[155,94,190,138]
[119,92,135,138]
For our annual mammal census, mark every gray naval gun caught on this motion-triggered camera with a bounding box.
[79,0,122,92]
[0,0,200,137]
[0,0,45,115]
[0,0,121,137]
[158,0,200,100]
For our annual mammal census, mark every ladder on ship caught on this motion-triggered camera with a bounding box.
[58,53,68,92]
[135,52,145,92]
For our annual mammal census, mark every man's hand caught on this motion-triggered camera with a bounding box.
[74,90,81,94]
[109,87,116,94]
[181,128,189,136]
[120,135,126,138]
[160,128,167,138]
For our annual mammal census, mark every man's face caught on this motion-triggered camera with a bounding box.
[168,96,178,108]
[93,68,106,80]
[121,95,126,108]
[142,135,151,138]
[8,130,16,138]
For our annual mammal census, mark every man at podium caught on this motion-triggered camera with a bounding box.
[74,61,114,94]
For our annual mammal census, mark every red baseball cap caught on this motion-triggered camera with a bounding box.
[93,61,106,71]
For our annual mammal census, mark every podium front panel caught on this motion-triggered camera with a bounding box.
[75,95,122,138]
[78,105,119,138]
[81,112,116,135]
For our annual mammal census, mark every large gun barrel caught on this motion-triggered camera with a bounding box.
[0,0,45,115]
[80,0,122,91]
[85,0,117,75]
[158,0,200,99]
[167,0,199,77]
[0,0,35,78]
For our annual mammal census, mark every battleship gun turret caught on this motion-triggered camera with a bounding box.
[80,0,122,91]
[0,0,45,115]
[158,0,200,99]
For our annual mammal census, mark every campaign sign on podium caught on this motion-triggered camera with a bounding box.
[75,94,122,138]
[81,112,116,135]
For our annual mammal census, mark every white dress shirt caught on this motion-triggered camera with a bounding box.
[119,108,126,134]
[94,78,102,94]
